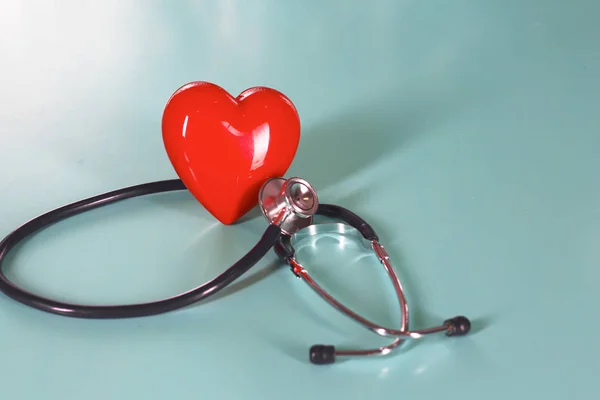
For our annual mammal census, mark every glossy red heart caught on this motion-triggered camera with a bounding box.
[161,81,301,225]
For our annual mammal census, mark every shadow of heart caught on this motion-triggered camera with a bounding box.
[330,187,434,320]
[286,85,473,192]
[224,84,478,298]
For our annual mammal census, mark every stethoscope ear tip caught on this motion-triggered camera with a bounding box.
[309,344,336,365]
[443,316,471,337]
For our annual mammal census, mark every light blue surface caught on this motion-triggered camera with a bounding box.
[1,1,599,398]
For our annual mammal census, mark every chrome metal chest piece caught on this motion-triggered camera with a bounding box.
[258,177,319,235]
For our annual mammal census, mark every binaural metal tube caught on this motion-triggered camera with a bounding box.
[286,223,470,365]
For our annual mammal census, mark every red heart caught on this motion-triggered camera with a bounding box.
[161,81,301,225]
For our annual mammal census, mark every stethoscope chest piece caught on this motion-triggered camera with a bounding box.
[258,177,319,235]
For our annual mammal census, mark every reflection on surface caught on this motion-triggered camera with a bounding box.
[220,120,270,171]
[182,115,190,138]
[379,366,390,378]
[250,122,270,171]
[291,223,399,331]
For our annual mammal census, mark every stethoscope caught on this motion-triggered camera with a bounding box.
[0,176,471,365]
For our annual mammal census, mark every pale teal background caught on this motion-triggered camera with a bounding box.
[0,0,598,399]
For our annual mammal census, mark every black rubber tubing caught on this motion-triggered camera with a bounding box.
[317,204,379,241]
[273,203,379,263]
[0,178,282,319]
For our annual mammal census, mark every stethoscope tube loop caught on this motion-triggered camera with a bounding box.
[0,179,282,319]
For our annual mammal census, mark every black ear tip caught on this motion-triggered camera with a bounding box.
[309,344,336,365]
[444,316,471,336]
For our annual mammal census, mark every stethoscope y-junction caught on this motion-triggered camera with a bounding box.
[0,175,470,365]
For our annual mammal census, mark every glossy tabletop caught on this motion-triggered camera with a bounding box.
[0,1,598,399]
